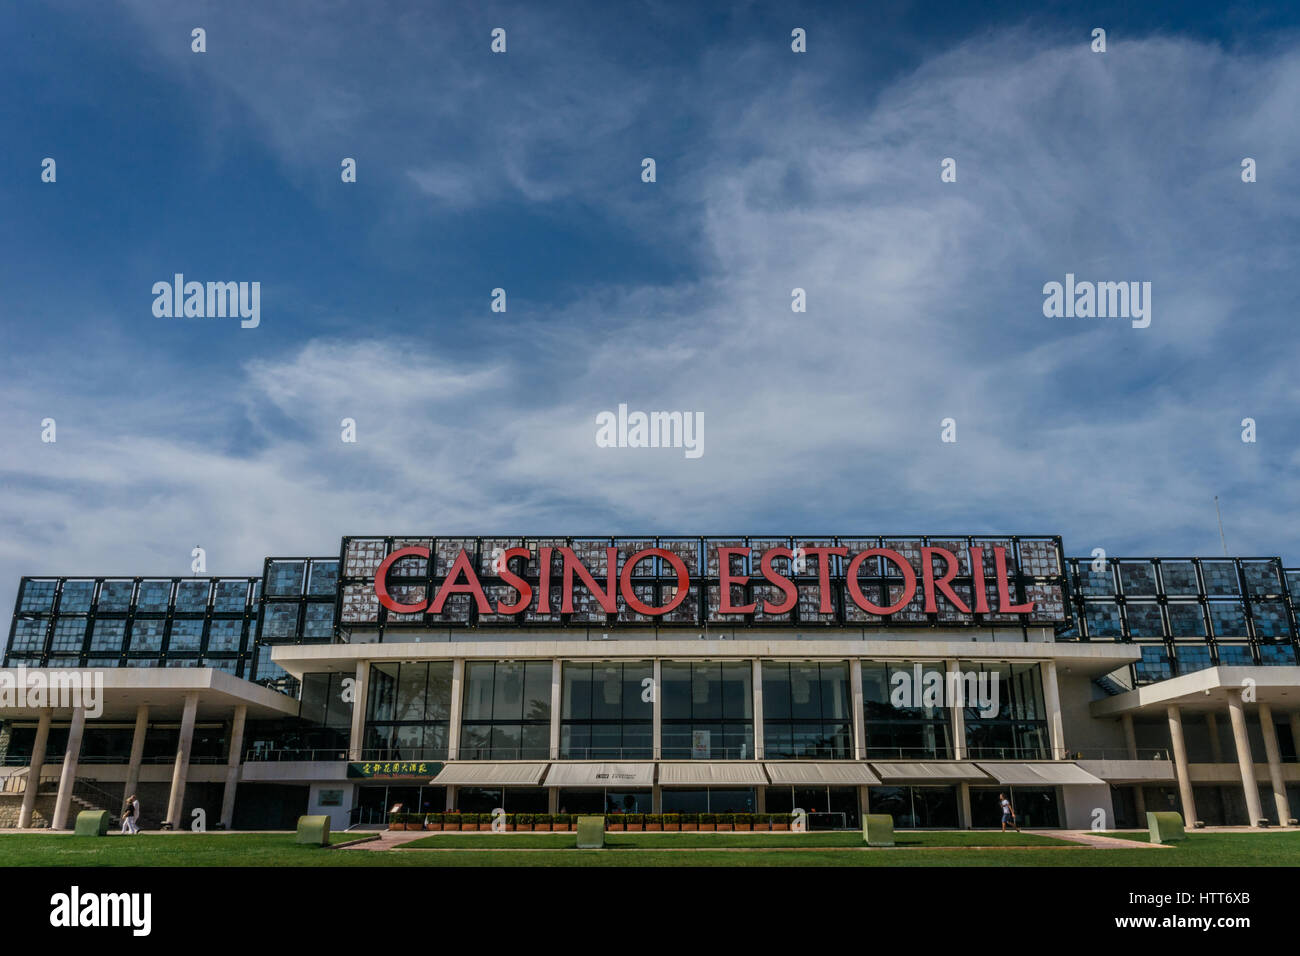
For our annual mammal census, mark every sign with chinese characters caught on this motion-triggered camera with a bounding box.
[347,761,443,780]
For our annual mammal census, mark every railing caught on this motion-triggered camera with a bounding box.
[244,748,350,762]
[1065,747,1171,761]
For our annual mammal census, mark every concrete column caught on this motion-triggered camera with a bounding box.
[1205,712,1224,763]
[165,692,199,828]
[947,660,966,760]
[850,659,865,760]
[1257,703,1291,825]
[651,784,662,814]
[1226,694,1264,827]
[1042,660,1065,759]
[123,704,149,806]
[857,784,870,820]
[750,659,763,759]
[51,707,87,830]
[754,787,765,813]
[17,708,52,828]
[549,659,562,759]
[444,785,456,811]
[547,788,559,814]
[447,659,464,760]
[219,705,247,829]
[957,781,972,829]
[1166,705,1198,825]
[347,660,370,761]
[652,660,663,759]
[1121,713,1145,816]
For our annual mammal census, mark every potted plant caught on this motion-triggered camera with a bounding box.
[443,811,461,831]
[625,813,644,832]
[606,813,625,832]
[516,813,533,832]
[680,814,698,832]
[425,812,443,831]
[552,814,572,832]
[534,813,553,832]
[700,813,716,832]
[733,813,752,832]
[772,813,790,831]
[752,813,770,832]
[716,813,734,832]
[387,812,401,831]
[645,814,663,832]
[663,813,681,832]
[464,812,482,832]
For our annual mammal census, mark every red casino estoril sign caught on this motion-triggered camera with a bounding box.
[372,543,1035,619]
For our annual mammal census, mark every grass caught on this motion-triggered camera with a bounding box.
[399,830,1073,849]
[0,829,1296,866]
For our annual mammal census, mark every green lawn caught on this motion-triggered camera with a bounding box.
[0,830,1296,866]
[399,830,1073,849]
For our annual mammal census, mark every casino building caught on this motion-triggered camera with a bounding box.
[2,534,1299,832]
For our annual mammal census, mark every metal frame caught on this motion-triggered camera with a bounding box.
[336,534,1071,642]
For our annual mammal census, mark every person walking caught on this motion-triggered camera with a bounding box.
[121,793,141,835]
[998,792,1019,832]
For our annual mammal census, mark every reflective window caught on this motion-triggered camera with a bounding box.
[19,580,58,613]
[98,580,135,611]
[1250,601,1289,639]
[302,603,335,641]
[50,617,87,652]
[207,619,243,652]
[213,580,249,611]
[1260,644,1297,665]
[89,619,127,653]
[57,581,96,613]
[1159,562,1199,595]
[307,560,340,596]
[266,561,306,597]
[175,580,210,611]
[960,662,1048,760]
[168,619,204,652]
[1176,645,1212,674]
[1084,603,1123,638]
[1208,602,1247,639]
[662,661,754,759]
[1166,603,1206,638]
[1118,562,1157,595]
[11,619,46,651]
[129,619,166,652]
[459,661,550,760]
[762,661,849,760]
[1125,602,1163,638]
[560,661,652,759]
[1216,645,1253,667]
[260,603,300,641]
[1135,646,1173,683]
[861,661,950,760]
[137,580,173,612]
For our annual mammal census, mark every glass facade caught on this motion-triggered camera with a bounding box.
[959,662,1049,759]
[1062,556,1300,685]
[762,661,852,759]
[460,661,551,760]
[661,661,754,759]
[861,661,952,759]
[560,661,652,759]
[363,662,453,760]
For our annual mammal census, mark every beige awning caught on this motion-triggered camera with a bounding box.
[976,762,1106,786]
[431,762,548,786]
[869,762,989,782]
[657,762,769,786]
[543,762,656,787]
[764,762,881,786]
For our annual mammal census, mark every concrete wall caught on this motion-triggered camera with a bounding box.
[0,794,56,828]
[1057,671,1128,754]
[1061,783,1113,830]
[307,782,354,830]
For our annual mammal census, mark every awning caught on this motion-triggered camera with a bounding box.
[976,762,1106,786]
[869,762,990,782]
[764,762,881,786]
[657,762,769,786]
[431,762,548,786]
[542,762,656,787]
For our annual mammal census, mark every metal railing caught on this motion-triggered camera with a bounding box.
[244,748,350,762]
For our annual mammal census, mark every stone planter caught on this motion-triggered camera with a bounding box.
[534,823,551,832]
[626,824,643,831]
[607,822,625,831]
[699,824,716,832]
[772,822,789,831]
[681,822,697,831]
[516,823,533,832]
[444,821,461,831]
[646,823,663,831]
[734,823,751,831]
[716,824,733,832]
[752,822,770,831]
[425,822,443,831]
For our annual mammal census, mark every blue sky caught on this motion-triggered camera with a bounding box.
[2,0,1300,616]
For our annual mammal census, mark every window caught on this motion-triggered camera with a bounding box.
[129,619,166,653]
[206,619,244,652]
[11,619,47,652]
[19,580,57,613]
[98,581,135,611]
[49,617,87,653]
[167,619,204,652]
[89,619,127,653]
[307,561,340,596]
[175,580,210,611]
[662,661,754,760]
[266,561,306,597]
[137,580,173,612]
[364,662,453,761]
[213,580,249,612]
[762,661,850,759]
[459,661,551,760]
[302,603,335,642]
[560,661,652,759]
[960,662,1048,760]
[260,603,300,641]
[57,581,96,613]
[861,661,951,759]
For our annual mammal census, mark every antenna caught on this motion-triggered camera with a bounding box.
[1213,496,1229,557]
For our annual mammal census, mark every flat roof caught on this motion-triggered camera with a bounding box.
[1090,666,1300,717]
[0,667,300,720]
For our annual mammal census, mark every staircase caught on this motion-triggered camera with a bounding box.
[1094,673,1132,696]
